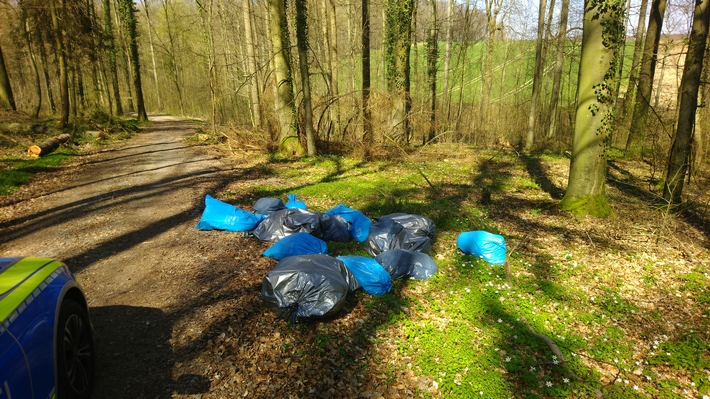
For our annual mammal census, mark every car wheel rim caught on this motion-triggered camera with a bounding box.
[63,313,92,393]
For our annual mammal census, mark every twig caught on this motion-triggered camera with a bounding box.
[380,132,436,191]
[521,317,604,398]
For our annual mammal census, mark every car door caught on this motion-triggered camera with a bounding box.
[0,324,34,399]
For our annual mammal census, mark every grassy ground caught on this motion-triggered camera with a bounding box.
[0,110,141,195]
[215,143,709,399]
[3,117,708,397]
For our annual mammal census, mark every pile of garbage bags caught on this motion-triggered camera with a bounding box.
[196,193,506,323]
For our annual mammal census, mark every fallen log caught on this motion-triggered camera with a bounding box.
[27,133,71,157]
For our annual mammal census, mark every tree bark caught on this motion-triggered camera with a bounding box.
[525,0,548,151]
[161,0,185,116]
[295,0,316,156]
[196,0,221,130]
[620,0,649,122]
[625,0,667,157]
[560,0,624,217]
[243,0,262,130]
[104,0,123,115]
[19,2,42,117]
[140,0,163,111]
[663,0,710,203]
[384,0,415,144]
[547,0,570,138]
[328,0,341,137]
[27,134,71,157]
[37,31,57,114]
[118,0,148,121]
[362,0,373,155]
[426,0,438,143]
[49,0,70,127]
[442,0,454,122]
[0,42,17,112]
[269,0,303,157]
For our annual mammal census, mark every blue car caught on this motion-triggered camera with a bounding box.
[1,257,94,399]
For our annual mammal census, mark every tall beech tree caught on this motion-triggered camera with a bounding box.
[104,0,123,116]
[560,0,625,216]
[269,0,303,157]
[295,0,316,156]
[625,0,667,157]
[525,0,548,151]
[0,42,16,111]
[384,0,415,143]
[547,0,571,138]
[362,0,373,154]
[49,0,70,128]
[663,0,710,203]
[118,0,148,121]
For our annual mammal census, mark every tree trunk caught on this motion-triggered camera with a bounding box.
[663,0,710,203]
[118,0,148,121]
[243,0,263,130]
[295,0,316,156]
[560,0,624,217]
[625,0,667,157]
[0,42,17,112]
[384,0,415,144]
[115,0,135,113]
[620,0,649,122]
[104,0,123,115]
[37,32,57,114]
[362,0,373,155]
[27,134,71,157]
[196,0,221,130]
[269,0,303,157]
[547,0,570,138]
[49,0,70,127]
[442,0,454,122]
[19,2,42,117]
[525,0,548,151]
[161,0,185,116]
[328,0,341,137]
[426,0,438,143]
[140,0,163,111]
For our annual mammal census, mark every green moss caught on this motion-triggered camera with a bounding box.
[559,193,612,217]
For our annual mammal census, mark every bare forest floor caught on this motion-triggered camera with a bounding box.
[0,116,708,398]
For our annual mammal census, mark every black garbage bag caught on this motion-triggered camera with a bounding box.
[252,208,351,242]
[318,213,351,242]
[254,197,285,216]
[365,213,435,256]
[375,249,438,280]
[261,255,356,323]
[378,213,436,238]
[251,208,321,242]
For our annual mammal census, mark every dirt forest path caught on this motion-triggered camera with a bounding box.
[0,116,274,398]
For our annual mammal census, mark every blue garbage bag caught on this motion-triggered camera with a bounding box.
[254,197,285,216]
[457,230,507,265]
[285,193,307,209]
[375,249,438,280]
[195,194,265,232]
[262,233,328,260]
[336,256,392,296]
[326,204,372,242]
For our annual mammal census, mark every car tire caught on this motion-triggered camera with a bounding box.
[56,299,95,399]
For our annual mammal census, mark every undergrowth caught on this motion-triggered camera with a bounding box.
[222,151,709,399]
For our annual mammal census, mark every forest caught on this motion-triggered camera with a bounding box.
[0,0,708,214]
